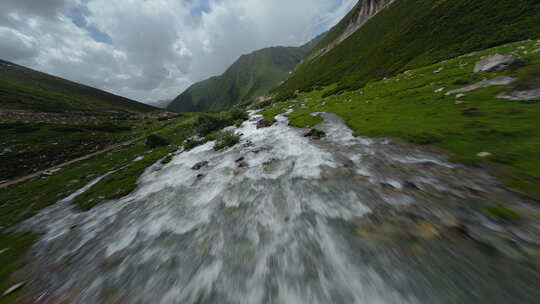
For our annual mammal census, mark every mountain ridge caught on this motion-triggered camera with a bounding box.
[275,0,540,99]
[167,33,326,113]
[0,59,157,114]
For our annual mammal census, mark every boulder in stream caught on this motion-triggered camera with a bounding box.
[191,161,208,170]
[256,119,273,129]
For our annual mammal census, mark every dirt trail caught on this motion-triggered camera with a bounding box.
[0,137,142,190]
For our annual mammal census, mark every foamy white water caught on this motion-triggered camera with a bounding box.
[16,111,540,303]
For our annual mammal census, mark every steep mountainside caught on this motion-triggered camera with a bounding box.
[303,0,394,64]
[0,59,156,114]
[168,34,325,113]
[276,0,540,99]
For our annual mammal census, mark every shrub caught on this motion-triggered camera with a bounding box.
[183,138,206,151]
[304,128,326,139]
[511,68,540,91]
[210,130,241,151]
[145,134,169,148]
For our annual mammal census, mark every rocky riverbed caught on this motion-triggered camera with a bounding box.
[9,111,540,303]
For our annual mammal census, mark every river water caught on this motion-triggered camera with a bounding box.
[16,111,540,303]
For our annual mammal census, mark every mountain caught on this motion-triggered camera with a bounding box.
[275,0,540,99]
[0,59,157,114]
[167,34,325,113]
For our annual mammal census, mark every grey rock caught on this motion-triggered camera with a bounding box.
[474,54,524,73]
[191,161,209,170]
[256,120,273,129]
[446,76,516,96]
[497,88,540,103]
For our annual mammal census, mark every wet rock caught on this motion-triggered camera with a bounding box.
[235,157,245,163]
[251,146,271,154]
[410,220,440,239]
[2,282,25,296]
[497,88,540,103]
[256,119,273,129]
[101,251,128,271]
[474,54,524,73]
[196,174,205,179]
[322,167,355,180]
[467,226,526,260]
[403,181,420,191]
[304,128,326,139]
[237,161,249,168]
[191,161,208,170]
[263,158,280,173]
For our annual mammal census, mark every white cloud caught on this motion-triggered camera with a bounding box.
[0,0,356,103]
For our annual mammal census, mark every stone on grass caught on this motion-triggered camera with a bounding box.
[477,152,492,158]
[474,54,524,73]
[2,282,25,296]
[497,89,540,103]
[446,76,516,96]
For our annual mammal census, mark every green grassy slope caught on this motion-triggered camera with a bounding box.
[0,59,156,113]
[275,0,540,99]
[168,46,306,112]
[262,39,540,198]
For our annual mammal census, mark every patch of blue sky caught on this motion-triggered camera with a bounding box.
[70,6,113,44]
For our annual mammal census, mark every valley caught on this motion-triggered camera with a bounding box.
[1,0,540,303]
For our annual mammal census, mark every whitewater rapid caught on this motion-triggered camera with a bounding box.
[15,111,540,303]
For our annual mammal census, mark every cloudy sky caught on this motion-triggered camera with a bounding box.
[0,0,356,104]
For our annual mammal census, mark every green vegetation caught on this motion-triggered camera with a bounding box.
[263,39,540,198]
[482,205,520,221]
[510,67,540,91]
[276,0,540,99]
[209,130,241,151]
[0,233,37,304]
[0,59,156,113]
[0,114,199,299]
[168,46,306,112]
[0,117,176,180]
[145,134,170,148]
[305,128,327,139]
[167,32,328,113]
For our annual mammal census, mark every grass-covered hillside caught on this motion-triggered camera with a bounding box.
[275,0,540,99]
[168,33,327,113]
[168,46,306,113]
[0,59,170,181]
[262,39,540,198]
[0,59,156,113]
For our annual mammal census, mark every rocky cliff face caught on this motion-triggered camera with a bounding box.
[307,0,396,62]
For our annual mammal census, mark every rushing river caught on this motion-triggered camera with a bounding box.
[16,111,540,303]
